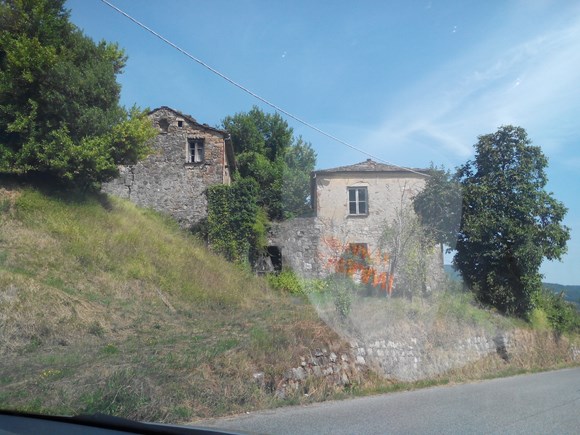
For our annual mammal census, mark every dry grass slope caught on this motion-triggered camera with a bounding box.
[0,182,348,423]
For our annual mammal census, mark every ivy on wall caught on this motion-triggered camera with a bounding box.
[206,178,266,265]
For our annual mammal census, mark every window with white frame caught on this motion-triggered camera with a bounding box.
[187,138,204,163]
[348,186,368,215]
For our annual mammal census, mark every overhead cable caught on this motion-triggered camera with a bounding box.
[99,0,429,177]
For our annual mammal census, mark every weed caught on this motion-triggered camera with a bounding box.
[0,198,11,214]
[172,406,192,420]
[328,275,355,319]
[250,326,271,351]
[88,321,105,337]
[213,338,239,355]
[79,369,159,421]
[266,269,304,294]
[529,308,550,331]
[101,344,119,355]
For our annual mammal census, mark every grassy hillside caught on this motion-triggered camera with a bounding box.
[1,181,578,425]
[0,181,347,422]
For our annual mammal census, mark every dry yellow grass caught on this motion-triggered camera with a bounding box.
[0,181,348,422]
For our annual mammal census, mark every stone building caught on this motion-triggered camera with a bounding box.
[102,106,235,227]
[271,159,443,290]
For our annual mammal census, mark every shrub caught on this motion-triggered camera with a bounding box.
[266,269,303,294]
[528,308,550,331]
[532,288,580,333]
[327,275,355,319]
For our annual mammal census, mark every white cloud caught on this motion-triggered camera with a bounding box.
[366,4,580,165]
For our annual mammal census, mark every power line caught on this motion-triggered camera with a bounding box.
[99,0,429,177]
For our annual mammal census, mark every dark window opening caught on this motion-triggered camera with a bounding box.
[177,120,183,128]
[267,246,282,272]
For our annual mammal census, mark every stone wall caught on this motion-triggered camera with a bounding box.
[351,334,501,381]
[102,107,230,228]
[273,329,579,398]
[269,218,323,278]
[255,348,365,399]
[270,214,444,289]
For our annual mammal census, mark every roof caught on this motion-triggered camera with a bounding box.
[149,106,229,137]
[314,159,427,176]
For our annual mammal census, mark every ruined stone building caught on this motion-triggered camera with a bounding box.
[271,159,443,289]
[103,110,441,290]
[102,107,235,227]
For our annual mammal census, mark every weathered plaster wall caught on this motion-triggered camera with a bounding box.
[314,172,426,262]
[102,108,229,228]
[273,171,443,287]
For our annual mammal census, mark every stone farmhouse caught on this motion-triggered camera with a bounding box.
[102,109,441,291]
[102,107,235,227]
[271,159,443,290]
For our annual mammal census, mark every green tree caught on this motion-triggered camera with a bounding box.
[283,136,317,217]
[382,187,434,299]
[413,164,462,250]
[455,126,569,316]
[221,106,316,220]
[0,0,155,188]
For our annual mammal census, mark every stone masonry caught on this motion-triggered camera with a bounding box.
[102,107,234,228]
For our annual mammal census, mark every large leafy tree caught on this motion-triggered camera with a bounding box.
[0,0,155,188]
[221,106,316,220]
[416,126,569,317]
[413,164,462,250]
[455,126,569,316]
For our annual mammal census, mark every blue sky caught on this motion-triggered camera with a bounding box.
[67,0,580,285]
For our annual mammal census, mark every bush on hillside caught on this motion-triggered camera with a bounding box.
[533,288,580,333]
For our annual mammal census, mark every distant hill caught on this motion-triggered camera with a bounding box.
[445,265,580,307]
[543,283,580,306]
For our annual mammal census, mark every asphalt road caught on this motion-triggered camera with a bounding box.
[196,367,580,434]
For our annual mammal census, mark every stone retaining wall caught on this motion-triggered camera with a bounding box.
[272,329,578,396]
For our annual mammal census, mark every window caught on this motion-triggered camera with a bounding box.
[348,187,368,215]
[187,138,204,163]
[177,119,183,128]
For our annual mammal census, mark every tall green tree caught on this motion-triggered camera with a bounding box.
[221,106,316,220]
[283,136,317,217]
[416,126,569,317]
[0,0,155,188]
[413,164,462,250]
